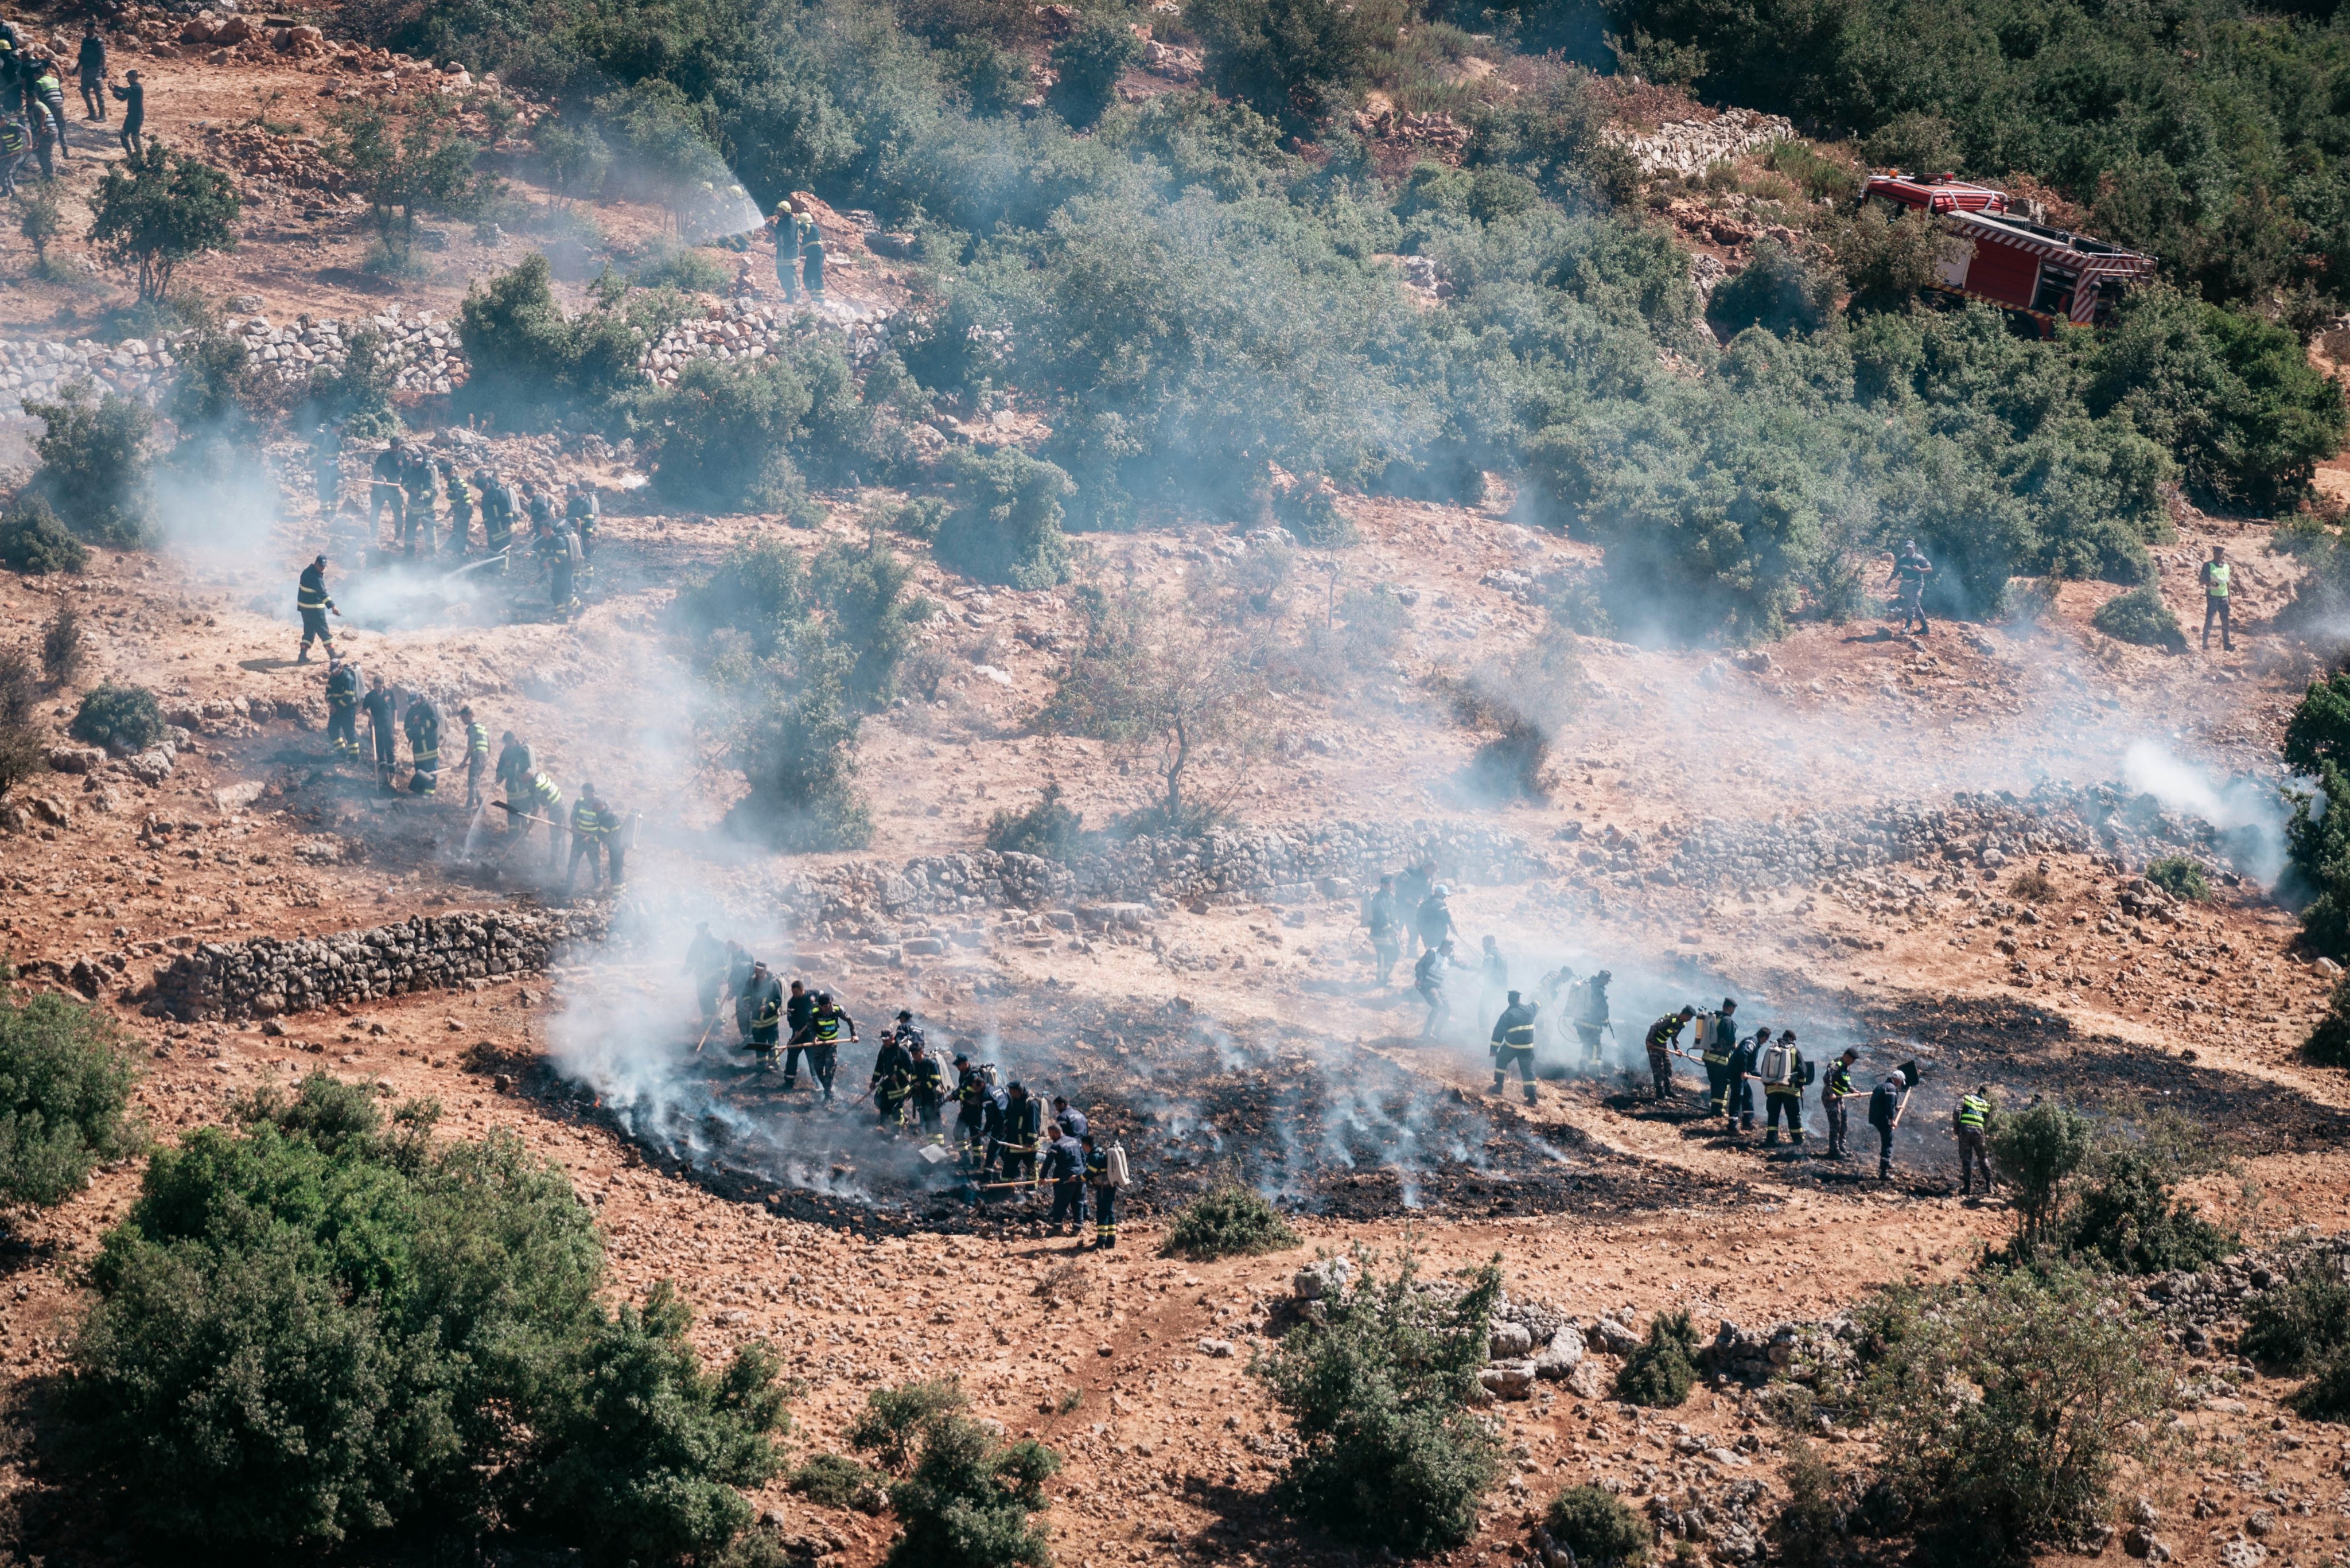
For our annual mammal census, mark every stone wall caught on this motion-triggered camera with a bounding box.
[154,908,604,1021]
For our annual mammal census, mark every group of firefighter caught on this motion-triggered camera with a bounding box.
[683,927,1132,1246]
[312,431,603,622]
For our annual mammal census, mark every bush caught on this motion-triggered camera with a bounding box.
[1048,18,1141,130]
[647,355,818,513]
[0,493,87,574]
[0,991,143,1207]
[2283,669,2350,776]
[632,246,732,294]
[808,535,923,710]
[2143,856,2211,902]
[1988,1099,2092,1254]
[1273,478,1357,547]
[326,97,481,262]
[69,683,164,754]
[2066,1146,2234,1275]
[2239,1258,2350,1371]
[1162,1180,1299,1259]
[1255,1249,1501,1557]
[0,649,42,804]
[2306,977,2350,1069]
[65,1074,789,1557]
[791,1453,889,1512]
[25,383,154,548]
[935,448,1073,589]
[1545,1484,1649,1567]
[42,604,87,684]
[2009,867,2055,902]
[1616,1310,1699,1407]
[88,144,242,301]
[457,255,681,432]
[1770,1441,1846,1568]
[1339,584,1413,667]
[304,325,403,442]
[1858,1266,2173,1567]
[2091,586,2185,652]
[1706,241,1835,338]
[845,1379,1061,1568]
[1445,622,1583,800]
[985,783,1089,861]
[2291,1348,2350,1423]
[1185,0,1376,127]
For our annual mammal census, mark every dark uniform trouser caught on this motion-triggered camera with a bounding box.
[1576,1023,1604,1066]
[1647,1048,1672,1098]
[781,1025,813,1084]
[371,481,404,534]
[1958,1127,1992,1192]
[998,1145,1035,1189]
[2204,596,2231,648]
[1374,936,1397,985]
[1826,1099,1850,1156]
[567,833,602,888]
[1092,1183,1116,1246]
[1050,1178,1083,1226]
[372,725,396,783]
[750,1022,779,1061]
[914,1091,941,1134]
[1705,1060,1729,1114]
[812,1044,837,1096]
[1873,1118,1895,1176]
[1764,1090,1803,1139]
[1419,983,1446,1032]
[697,973,723,1021]
[1493,1046,1536,1099]
[551,560,574,612]
[328,703,357,753]
[409,757,437,795]
[958,1111,985,1161]
[466,757,485,807]
[1727,1076,1754,1129]
[300,608,332,654]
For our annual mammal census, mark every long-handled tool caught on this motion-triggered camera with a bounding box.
[692,1014,722,1055]
[491,800,564,831]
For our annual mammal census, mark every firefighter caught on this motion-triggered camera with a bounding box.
[780,979,817,1087]
[869,1028,915,1130]
[1645,1006,1694,1100]
[108,67,139,159]
[295,554,340,663]
[974,1071,1011,1176]
[313,422,343,515]
[767,199,802,302]
[457,705,489,808]
[1869,1061,1921,1180]
[1891,539,1934,635]
[402,443,438,553]
[443,461,474,553]
[564,782,609,894]
[2200,544,2233,653]
[1760,1029,1806,1145]
[995,1081,1042,1193]
[534,516,581,620]
[26,58,65,159]
[1415,881,1456,955]
[1822,1048,1859,1160]
[402,691,442,796]
[808,990,854,1102]
[1044,1125,1085,1234]
[0,114,28,197]
[1488,989,1539,1106]
[76,21,103,122]
[1701,997,1740,1116]
[1954,1083,1995,1194]
[604,800,633,892]
[683,923,727,1028]
[909,1038,946,1137]
[1395,863,1433,958]
[566,482,600,583]
[739,959,783,1068]
[477,469,514,558]
[1723,1024,1762,1134]
[1082,1133,1117,1248]
[369,443,405,540]
[360,674,399,789]
[324,655,361,757]
[952,1053,990,1165]
[724,943,756,1043]
[1414,938,1469,1038]
[1365,874,1403,986]
[1573,968,1612,1069]
[1052,1094,1086,1141]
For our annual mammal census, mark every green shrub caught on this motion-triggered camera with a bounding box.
[88,145,242,301]
[676,535,806,654]
[845,1379,1061,1568]
[69,683,164,754]
[1273,479,1357,547]
[1546,1484,1649,1567]
[850,1378,975,1473]
[65,1074,789,1557]
[2306,977,2350,1069]
[720,639,873,851]
[1048,18,1141,129]
[2143,856,2211,902]
[1185,0,1376,127]
[2291,1347,2350,1423]
[647,355,818,513]
[632,246,732,294]
[1770,1440,1846,1568]
[791,1452,889,1511]
[2287,763,2350,959]
[304,325,403,442]
[1858,1265,2173,1567]
[1617,1310,1699,1407]
[0,649,42,804]
[2066,1146,2234,1275]
[1255,1249,1501,1557]
[2283,669,2350,776]
[2091,586,2185,652]
[1339,583,1411,667]
[1162,1180,1299,1259]
[809,535,923,710]
[0,493,87,574]
[946,37,1032,117]
[985,782,1089,861]
[935,448,1073,588]
[1706,241,1835,338]
[457,255,680,432]
[25,383,154,548]
[0,991,143,1207]
[1988,1099,2092,1254]
[2240,1258,2350,1371]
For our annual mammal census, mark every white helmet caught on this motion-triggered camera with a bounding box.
[1433,883,1449,897]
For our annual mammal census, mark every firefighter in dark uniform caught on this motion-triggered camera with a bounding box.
[1723,1024,1761,1134]
[1870,1061,1920,1180]
[1954,1083,1995,1194]
[975,1075,1011,1176]
[402,691,441,796]
[1574,969,1612,1068]
[1488,989,1539,1105]
[457,705,489,808]
[909,1038,946,1137]
[1761,1030,1807,1145]
[369,443,405,540]
[1822,1049,1859,1160]
[869,1028,915,1130]
[324,655,361,757]
[443,461,473,552]
[808,991,854,1102]
[524,766,566,870]
[724,943,757,1044]
[566,483,600,589]
[952,1053,990,1166]
[360,674,399,789]
[564,783,608,894]
[1701,998,1740,1116]
[1645,1007,1694,1100]
[493,732,540,844]
[296,554,340,663]
[477,470,514,558]
[684,923,727,1028]
[1044,1127,1085,1234]
[739,960,783,1067]
[781,979,817,1087]
[1082,1134,1117,1248]
[402,443,438,553]
[996,1082,1042,1193]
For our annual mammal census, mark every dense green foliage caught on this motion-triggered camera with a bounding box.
[458,254,679,432]
[2285,667,2350,775]
[2091,586,2185,651]
[2308,975,2350,1067]
[791,1452,890,1511]
[64,1075,788,1557]
[1546,1484,1650,1567]
[1162,1180,1301,1258]
[1849,1267,2172,1567]
[0,493,87,574]
[87,145,241,301]
[1255,1249,1502,1556]
[2143,855,2212,901]
[1610,0,2350,324]
[1987,1100,2233,1270]
[0,991,142,1207]
[845,1379,1061,1568]
[69,682,164,753]
[936,448,1072,586]
[984,781,1090,860]
[1616,1309,1699,1406]
[26,384,154,549]
[0,649,40,805]
[2240,1255,2350,1370]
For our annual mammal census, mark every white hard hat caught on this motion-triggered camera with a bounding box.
[1433,883,1449,897]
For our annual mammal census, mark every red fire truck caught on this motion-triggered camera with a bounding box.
[1862,172,2157,333]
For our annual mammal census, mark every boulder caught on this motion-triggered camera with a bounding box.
[1592,1316,1644,1356]
[1292,1256,1356,1301]
[1479,1361,1536,1400]
[1489,1321,1534,1360]
[1534,1325,1586,1379]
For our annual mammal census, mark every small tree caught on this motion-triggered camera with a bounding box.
[87,144,241,301]
[42,602,88,681]
[0,649,45,805]
[536,119,611,207]
[2283,667,2350,775]
[0,990,144,1208]
[846,1379,1060,1568]
[326,96,480,261]
[19,181,63,274]
[1048,18,1141,129]
[1255,1247,1501,1556]
[935,448,1073,588]
[0,493,87,574]
[1184,0,1376,127]
[2306,975,2350,1068]
[2091,585,2186,651]
[25,382,154,548]
[1988,1098,2092,1255]
[1617,1310,1699,1407]
[1546,1485,1649,1567]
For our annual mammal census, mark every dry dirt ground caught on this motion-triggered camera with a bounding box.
[3,15,2350,1568]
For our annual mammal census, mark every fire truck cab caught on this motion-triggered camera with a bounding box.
[1862,172,2156,333]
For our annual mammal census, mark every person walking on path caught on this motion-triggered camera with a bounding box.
[2200,544,2234,652]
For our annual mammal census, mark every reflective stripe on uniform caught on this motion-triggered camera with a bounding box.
[1958,1095,1990,1129]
